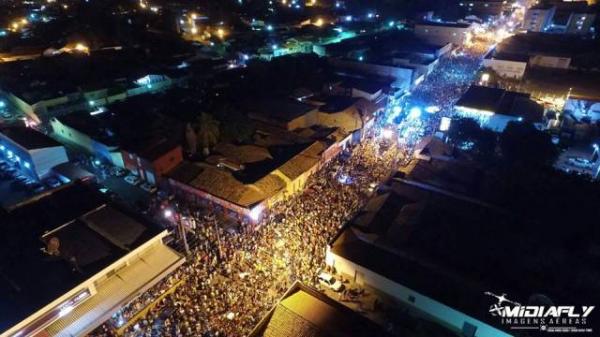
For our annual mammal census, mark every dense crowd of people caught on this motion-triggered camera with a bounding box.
[90,134,400,337]
[89,34,494,337]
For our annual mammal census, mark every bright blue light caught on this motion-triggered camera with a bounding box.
[243,54,249,60]
[89,100,95,106]
[0,30,6,37]
[272,44,278,50]
[94,160,101,166]
[23,161,30,169]
[358,56,364,61]
[266,25,273,31]
[408,107,422,119]
[345,15,352,22]
[367,12,374,19]
[392,106,402,114]
[388,21,395,27]
[0,100,5,108]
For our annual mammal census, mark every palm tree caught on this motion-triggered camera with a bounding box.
[194,112,220,156]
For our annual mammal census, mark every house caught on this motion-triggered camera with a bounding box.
[414,21,474,46]
[0,50,185,124]
[248,281,392,337]
[50,97,183,184]
[413,136,455,162]
[0,183,185,337]
[455,85,544,131]
[0,127,68,180]
[482,51,529,79]
[167,126,345,223]
[325,178,514,337]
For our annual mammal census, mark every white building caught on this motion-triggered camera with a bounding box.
[0,127,68,180]
[482,52,528,79]
[0,184,185,337]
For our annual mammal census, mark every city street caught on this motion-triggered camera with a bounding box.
[92,17,507,337]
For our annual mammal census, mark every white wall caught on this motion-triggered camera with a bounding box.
[482,59,527,79]
[327,249,512,337]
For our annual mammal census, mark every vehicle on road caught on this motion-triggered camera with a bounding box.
[110,166,127,177]
[124,175,141,185]
[317,272,344,292]
[140,182,157,194]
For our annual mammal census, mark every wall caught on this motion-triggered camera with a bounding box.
[529,55,571,69]
[482,58,527,79]
[327,248,512,337]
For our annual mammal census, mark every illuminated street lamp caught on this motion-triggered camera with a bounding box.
[481,73,490,83]
[164,208,190,255]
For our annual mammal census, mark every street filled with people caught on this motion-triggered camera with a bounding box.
[90,22,500,337]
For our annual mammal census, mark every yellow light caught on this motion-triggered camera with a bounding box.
[191,27,198,34]
[314,18,324,27]
[74,43,89,54]
[481,73,490,82]
[11,22,19,29]
[20,18,28,25]
[191,13,197,20]
[217,28,225,38]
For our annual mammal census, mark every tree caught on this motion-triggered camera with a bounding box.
[216,105,255,143]
[448,118,498,162]
[500,121,558,167]
[448,117,481,146]
[185,123,197,155]
[194,112,220,156]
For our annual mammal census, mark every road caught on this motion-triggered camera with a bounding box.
[92,13,519,337]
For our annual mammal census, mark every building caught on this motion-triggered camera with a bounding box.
[50,97,183,184]
[0,127,68,180]
[523,5,556,32]
[247,96,380,138]
[0,50,185,124]
[565,12,597,34]
[458,0,510,19]
[249,281,392,337]
[325,178,514,337]
[167,126,346,223]
[546,0,597,35]
[0,183,185,337]
[414,21,474,46]
[454,85,544,131]
[329,57,418,93]
[482,51,529,79]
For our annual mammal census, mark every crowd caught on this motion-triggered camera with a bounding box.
[90,133,400,337]
[89,30,498,337]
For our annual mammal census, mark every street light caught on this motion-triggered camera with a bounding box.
[164,208,190,255]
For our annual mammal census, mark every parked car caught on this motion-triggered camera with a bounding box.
[124,175,141,185]
[44,177,62,188]
[110,166,127,177]
[317,272,344,292]
[140,182,157,194]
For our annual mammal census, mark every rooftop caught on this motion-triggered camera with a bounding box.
[0,183,163,333]
[0,127,63,150]
[496,32,598,59]
[416,21,472,28]
[456,85,543,121]
[0,48,184,104]
[246,98,317,124]
[53,95,182,161]
[249,281,392,337]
